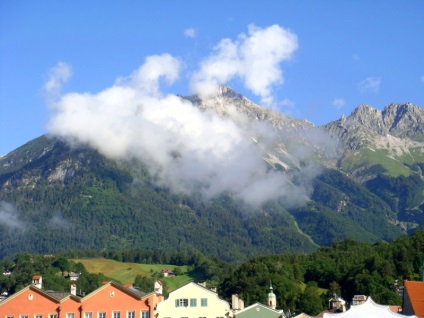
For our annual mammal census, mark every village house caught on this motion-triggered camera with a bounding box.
[154,281,232,317]
[232,282,286,318]
[66,271,81,281]
[328,293,346,312]
[161,269,174,277]
[351,294,367,306]
[0,276,163,318]
[402,280,424,318]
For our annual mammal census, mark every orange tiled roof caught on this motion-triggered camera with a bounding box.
[404,280,424,317]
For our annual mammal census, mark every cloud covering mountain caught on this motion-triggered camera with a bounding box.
[45,25,328,206]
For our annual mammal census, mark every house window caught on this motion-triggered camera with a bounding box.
[201,298,208,307]
[20,316,28,318]
[50,315,57,318]
[85,313,92,318]
[175,298,188,307]
[190,298,197,307]
[67,314,75,318]
[113,312,120,318]
[140,312,148,318]
[98,313,106,318]
[127,312,135,318]
[6,316,14,318]
[35,315,42,318]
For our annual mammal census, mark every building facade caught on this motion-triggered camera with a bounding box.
[154,282,232,318]
[0,281,162,318]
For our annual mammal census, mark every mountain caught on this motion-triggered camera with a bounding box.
[323,103,424,227]
[0,87,422,260]
[324,103,424,180]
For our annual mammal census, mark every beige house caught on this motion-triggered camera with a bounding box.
[155,282,232,318]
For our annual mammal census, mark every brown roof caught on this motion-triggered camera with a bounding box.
[404,280,424,318]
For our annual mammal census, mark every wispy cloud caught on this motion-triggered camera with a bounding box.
[332,98,345,109]
[44,61,72,98]
[0,201,26,230]
[358,76,381,94]
[184,28,197,38]
[190,24,298,106]
[279,97,295,108]
[352,54,360,61]
[421,75,424,83]
[49,212,72,229]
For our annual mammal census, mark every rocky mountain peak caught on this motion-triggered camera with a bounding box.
[325,102,424,138]
[181,85,313,130]
[382,103,424,137]
[216,85,242,99]
[347,104,385,134]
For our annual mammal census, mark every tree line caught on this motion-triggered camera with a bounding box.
[1,230,424,316]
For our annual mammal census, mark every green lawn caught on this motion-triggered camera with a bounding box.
[72,258,193,292]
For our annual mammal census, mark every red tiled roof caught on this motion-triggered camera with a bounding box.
[32,275,41,279]
[404,280,424,317]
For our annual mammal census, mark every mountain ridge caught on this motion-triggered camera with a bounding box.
[0,87,423,260]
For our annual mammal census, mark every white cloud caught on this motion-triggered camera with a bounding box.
[44,62,72,98]
[116,53,180,96]
[184,28,197,38]
[358,77,381,94]
[279,97,295,108]
[421,75,424,82]
[190,24,298,106]
[333,98,345,109]
[0,201,26,230]
[45,24,331,207]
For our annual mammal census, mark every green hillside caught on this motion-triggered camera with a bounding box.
[74,258,192,291]
[0,135,411,260]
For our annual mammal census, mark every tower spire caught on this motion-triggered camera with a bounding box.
[267,280,276,310]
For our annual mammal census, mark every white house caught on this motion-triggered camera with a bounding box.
[155,282,232,317]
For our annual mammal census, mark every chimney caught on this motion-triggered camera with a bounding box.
[32,276,42,289]
[154,280,163,295]
[232,294,244,310]
[71,284,77,296]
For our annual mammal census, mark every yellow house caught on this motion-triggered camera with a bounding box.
[155,282,232,318]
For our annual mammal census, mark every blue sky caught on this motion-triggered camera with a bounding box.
[1,0,424,156]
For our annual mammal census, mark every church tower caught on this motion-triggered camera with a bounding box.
[267,280,277,310]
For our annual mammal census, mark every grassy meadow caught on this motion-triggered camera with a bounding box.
[73,258,193,292]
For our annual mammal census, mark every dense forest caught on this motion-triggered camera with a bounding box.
[0,135,413,262]
[1,230,423,316]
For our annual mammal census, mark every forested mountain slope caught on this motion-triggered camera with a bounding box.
[1,88,423,260]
